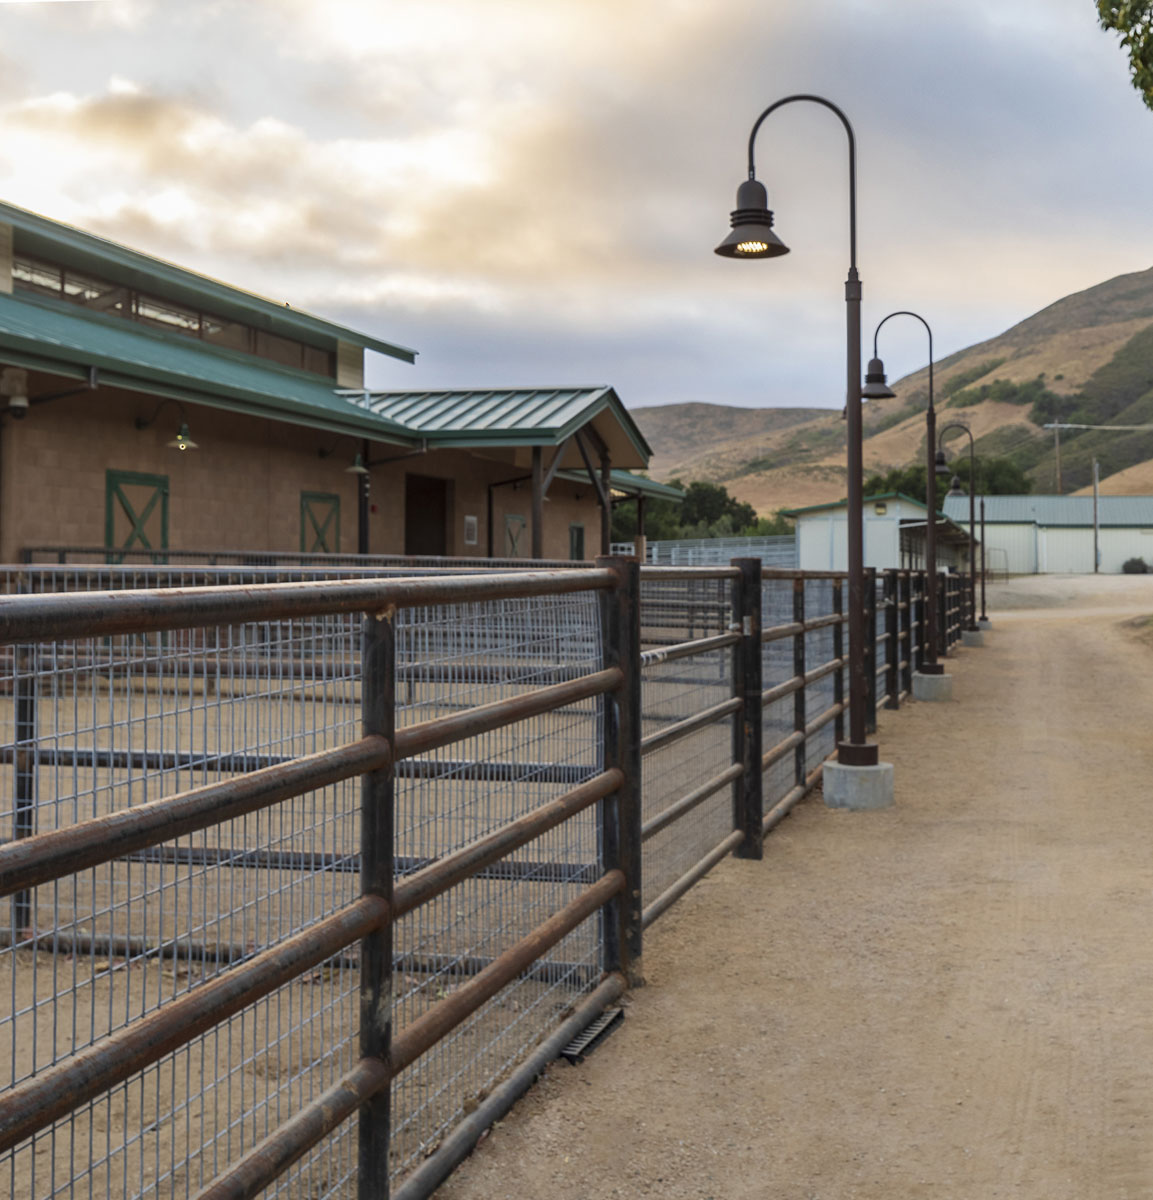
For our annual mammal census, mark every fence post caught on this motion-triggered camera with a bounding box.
[911,571,923,675]
[12,640,36,936]
[938,573,949,658]
[864,568,877,733]
[359,610,395,1197]
[832,578,845,745]
[884,569,899,710]
[900,572,913,698]
[596,556,643,986]
[731,559,763,860]
[792,577,807,789]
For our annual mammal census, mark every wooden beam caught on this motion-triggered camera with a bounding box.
[532,445,544,560]
[575,430,609,509]
[540,436,571,499]
[600,452,612,555]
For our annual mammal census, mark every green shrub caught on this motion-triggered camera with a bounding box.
[1122,557,1149,574]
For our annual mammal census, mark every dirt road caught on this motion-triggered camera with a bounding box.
[438,575,1153,1199]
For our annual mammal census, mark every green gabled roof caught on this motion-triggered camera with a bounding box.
[0,290,415,444]
[0,199,416,363]
[781,491,929,517]
[344,385,652,466]
[604,470,686,502]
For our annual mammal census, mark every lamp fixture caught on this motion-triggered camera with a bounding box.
[934,448,949,477]
[345,453,369,475]
[136,399,199,452]
[861,357,897,400]
[0,368,29,419]
[714,179,790,259]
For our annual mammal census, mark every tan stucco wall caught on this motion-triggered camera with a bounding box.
[0,385,607,562]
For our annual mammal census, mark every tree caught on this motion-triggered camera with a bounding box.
[1099,1,1153,110]
[610,478,791,542]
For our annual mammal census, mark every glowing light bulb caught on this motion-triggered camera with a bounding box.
[737,240,769,254]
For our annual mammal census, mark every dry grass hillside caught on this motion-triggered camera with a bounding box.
[632,265,1153,514]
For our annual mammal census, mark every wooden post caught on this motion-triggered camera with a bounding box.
[600,453,612,555]
[792,577,806,789]
[883,570,899,710]
[531,446,544,561]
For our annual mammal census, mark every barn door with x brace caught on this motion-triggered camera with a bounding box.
[301,491,340,553]
[105,469,169,564]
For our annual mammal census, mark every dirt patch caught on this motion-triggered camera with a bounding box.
[439,575,1153,1199]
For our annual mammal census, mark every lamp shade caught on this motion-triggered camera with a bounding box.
[861,357,896,400]
[166,422,198,451]
[933,449,949,477]
[714,179,789,258]
[947,474,966,497]
[345,453,369,475]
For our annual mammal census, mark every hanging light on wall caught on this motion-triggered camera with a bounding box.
[136,400,200,451]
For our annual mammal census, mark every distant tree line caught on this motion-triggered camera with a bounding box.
[863,456,1033,506]
[611,479,793,543]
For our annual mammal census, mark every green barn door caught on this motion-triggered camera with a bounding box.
[105,469,169,563]
[301,492,340,553]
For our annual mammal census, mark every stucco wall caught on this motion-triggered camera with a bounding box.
[0,387,606,562]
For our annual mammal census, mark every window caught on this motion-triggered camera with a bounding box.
[11,252,336,377]
[463,515,479,546]
[569,524,585,561]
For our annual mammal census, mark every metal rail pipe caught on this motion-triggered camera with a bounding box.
[639,631,740,667]
[389,869,624,1075]
[0,895,388,1155]
[0,568,617,644]
[640,763,744,842]
[642,830,744,928]
[392,769,621,918]
[0,736,389,897]
[639,697,742,757]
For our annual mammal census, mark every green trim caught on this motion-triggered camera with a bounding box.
[301,492,340,553]
[781,491,931,518]
[105,469,168,563]
[504,513,527,558]
[1,199,416,362]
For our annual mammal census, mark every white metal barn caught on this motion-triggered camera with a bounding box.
[785,492,974,572]
[942,494,1153,574]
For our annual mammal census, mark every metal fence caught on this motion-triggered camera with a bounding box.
[610,535,797,568]
[0,558,973,1198]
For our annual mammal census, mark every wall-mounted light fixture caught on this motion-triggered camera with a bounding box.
[0,368,29,419]
[135,399,199,451]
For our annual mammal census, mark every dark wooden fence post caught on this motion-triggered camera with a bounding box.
[899,572,913,698]
[864,568,877,733]
[938,573,949,657]
[597,556,643,986]
[792,577,807,789]
[911,571,923,675]
[12,640,36,936]
[731,559,763,860]
[359,610,395,1198]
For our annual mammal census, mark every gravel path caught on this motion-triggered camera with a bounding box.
[438,575,1153,1200]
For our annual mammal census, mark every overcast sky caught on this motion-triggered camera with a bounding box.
[0,0,1150,411]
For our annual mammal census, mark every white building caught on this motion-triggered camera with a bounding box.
[784,492,974,573]
[943,494,1153,574]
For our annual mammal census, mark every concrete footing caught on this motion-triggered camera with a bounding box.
[961,629,984,647]
[823,761,895,810]
[913,671,954,701]
[978,617,992,630]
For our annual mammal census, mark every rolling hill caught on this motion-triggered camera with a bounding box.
[632,265,1153,513]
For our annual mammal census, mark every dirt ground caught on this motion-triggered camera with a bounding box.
[439,573,1153,1199]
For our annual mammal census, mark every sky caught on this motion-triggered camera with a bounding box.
[0,0,1150,413]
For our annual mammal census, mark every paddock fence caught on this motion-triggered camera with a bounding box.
[0,558,973,1199]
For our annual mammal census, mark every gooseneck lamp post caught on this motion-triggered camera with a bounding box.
[936,423,980,632]
[979,497,988,622]
[716,94,876,766]
[860,312,944,675]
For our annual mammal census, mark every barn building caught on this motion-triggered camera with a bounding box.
[942,494,1153,574]
[0,200,674,564]
[784,492,976,573]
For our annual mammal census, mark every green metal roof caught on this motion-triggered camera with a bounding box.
[345,386,652,464]
[555,468,685,502]
[781,492,929,517]
[0,291,415,443]
[0,199,416,363]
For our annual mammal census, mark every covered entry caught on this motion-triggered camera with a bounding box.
[405,473,449,555]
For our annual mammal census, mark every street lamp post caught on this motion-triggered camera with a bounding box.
[860,311,944,676]
[716,94,877,768]
[936,424,980,632]
[979,496,988,622]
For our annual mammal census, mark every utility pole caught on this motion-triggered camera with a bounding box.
[1092,457,1100,573]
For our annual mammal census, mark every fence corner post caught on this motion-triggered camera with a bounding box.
[596,555,643,987]
[731,558,763,860]
[864,567,877,733]
[359,609,395,1197]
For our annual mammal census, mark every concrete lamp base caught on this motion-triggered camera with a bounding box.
[961,629,984,647]
[978,618,992,630]
[823,760,895,810]
[912,671,954,701]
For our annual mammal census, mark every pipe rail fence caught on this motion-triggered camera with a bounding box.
[0,559,971,1199]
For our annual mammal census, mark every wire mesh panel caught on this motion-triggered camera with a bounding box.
[389,593,603,1178]
[638,573,736,908]
[760,574,797,810]
[0,585,606,1198]
[0,613,364,1200]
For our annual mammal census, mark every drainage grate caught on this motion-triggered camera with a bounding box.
[559,1007,624,1064]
